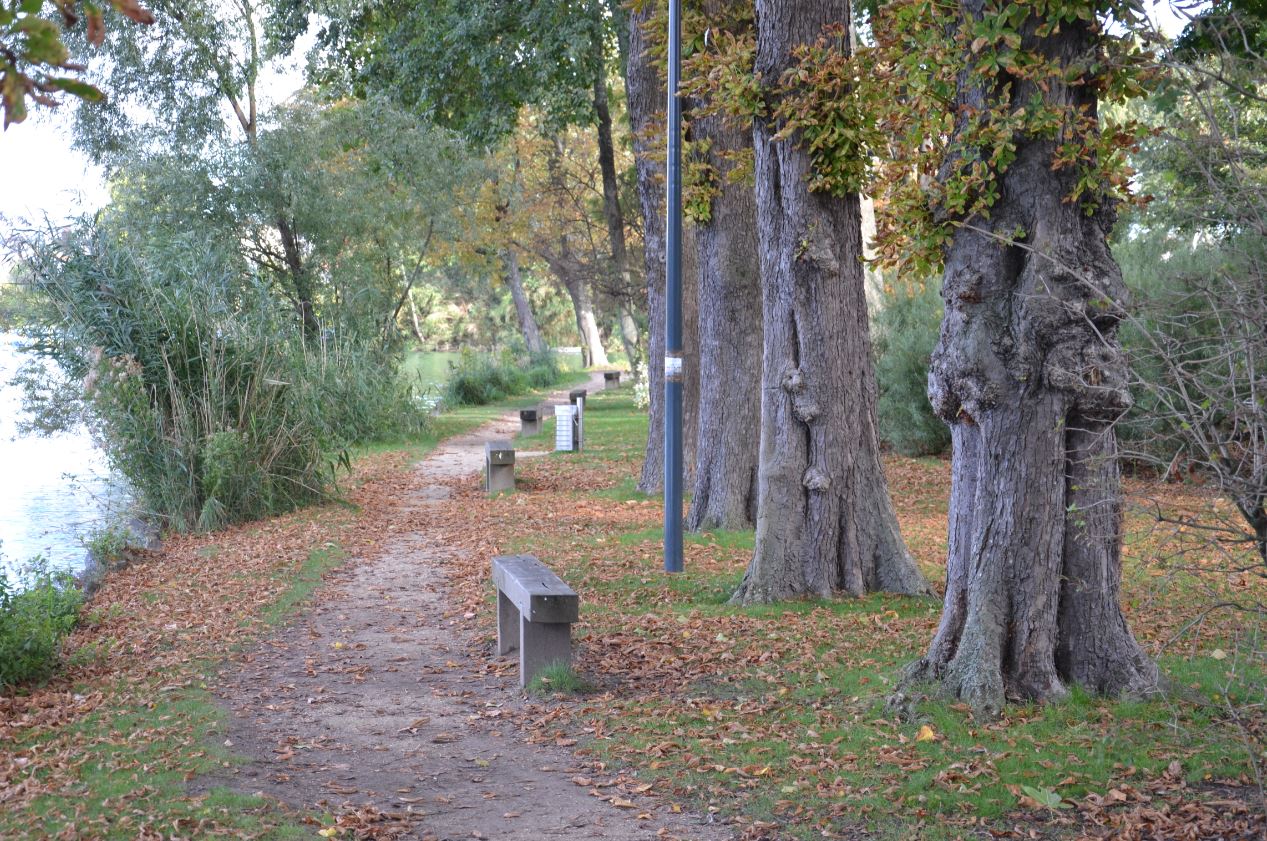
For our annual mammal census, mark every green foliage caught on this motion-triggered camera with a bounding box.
[82,523,134,568]
[864,0,1160,275]
[0,282,33,329]
[773,23,877,198]
[0,557,82,690]
[441,349,563,407]
[17,220,428,533]
[873,282,949,457]
[313,0,610,145]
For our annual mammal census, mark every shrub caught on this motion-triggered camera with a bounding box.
[18,224,429,533]
[873,281,950,456]
[0,558,83,691]
[442,348,564,407]
[293,339,432,445]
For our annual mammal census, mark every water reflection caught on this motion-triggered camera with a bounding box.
[0,333,114,583]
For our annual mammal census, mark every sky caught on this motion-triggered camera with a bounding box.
[0,112,108,233]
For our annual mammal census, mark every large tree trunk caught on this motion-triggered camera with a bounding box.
[732,0,928,604]
[629,1,667,493]
[682,226,701,487]
[686,111,763,531]
[504,250,546,354]
[906,4,1159,716]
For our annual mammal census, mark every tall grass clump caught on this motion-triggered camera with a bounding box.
[872,281,949,456]
[442,348,563,407]
[16,223,426,533]
[0,557,83,691]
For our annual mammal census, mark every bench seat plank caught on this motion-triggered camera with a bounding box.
[492,555,579,624]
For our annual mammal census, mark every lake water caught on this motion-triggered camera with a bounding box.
[0,334,114,585]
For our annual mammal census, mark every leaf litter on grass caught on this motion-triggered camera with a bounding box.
[426,392,1267,840]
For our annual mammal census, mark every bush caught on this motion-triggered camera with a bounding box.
[0,559,83,690]
[873,281,950,456]
[442,348,564,407]
[19,224,429,533]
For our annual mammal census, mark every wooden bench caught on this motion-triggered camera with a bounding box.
[492,555,579,687]
[484,441,515,493]
[603,371,621,389]
[518,407,541,436]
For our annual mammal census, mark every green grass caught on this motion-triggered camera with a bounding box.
[527,662,593,696]
[8,683,310,840]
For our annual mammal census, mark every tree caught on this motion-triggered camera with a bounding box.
[681,1,763,532]
[319,0,639,367]
[872,0,1161,714]
[728,0,927,603]
[628,0,668,493]
[71,0,323,334]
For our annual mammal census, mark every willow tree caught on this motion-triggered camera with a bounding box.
[72,0,324,335]
[869,0,1162,715]
[728,0,929,603]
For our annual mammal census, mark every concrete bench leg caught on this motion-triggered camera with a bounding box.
[487,463,514,493]
[497,591,520,655]
[519,616,571,687]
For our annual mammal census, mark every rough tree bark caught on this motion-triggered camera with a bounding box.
[686,109,763,531]
[905,3,1160,716]
[503,250,546,354]
[732,0,928,604]
[629,1,667,493]
[682,226,701,487]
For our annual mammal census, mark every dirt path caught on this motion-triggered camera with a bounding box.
[206,376,734,840]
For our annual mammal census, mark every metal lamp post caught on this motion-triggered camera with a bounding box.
[664,0,684,573]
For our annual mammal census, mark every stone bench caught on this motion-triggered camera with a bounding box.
[492,555,579,687]
[603,371,621,389]
[568,388,587,406]
[519,407,541,436]
[485,441,515,493]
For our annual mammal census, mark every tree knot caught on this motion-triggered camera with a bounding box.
[781,366,806,395]
[802,467,831,492]
[793,399,821,423]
